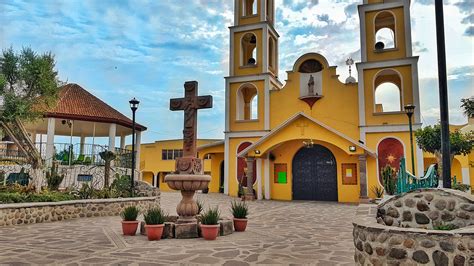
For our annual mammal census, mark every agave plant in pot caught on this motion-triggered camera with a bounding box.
[200,207,220,240]
[121,206,140,236]
[144,207,166,241]
[231,200,249,232]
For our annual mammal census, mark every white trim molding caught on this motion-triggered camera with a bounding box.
[264,155,270,199]
[462,167,470,186]
[256,158,263,200]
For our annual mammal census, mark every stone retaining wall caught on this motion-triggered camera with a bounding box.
[353,189,474,265]
[0,196,160,226]
[377,189,473,229]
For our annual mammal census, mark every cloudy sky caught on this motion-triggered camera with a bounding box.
[1,0,472,144]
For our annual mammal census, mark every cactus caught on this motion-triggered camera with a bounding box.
[381,165,396,195]
[45,161,64,191]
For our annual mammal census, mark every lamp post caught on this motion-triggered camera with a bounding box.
[129,97,139,196]
[404,104,416,174]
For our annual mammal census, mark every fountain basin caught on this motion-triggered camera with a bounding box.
[164,174,210,191]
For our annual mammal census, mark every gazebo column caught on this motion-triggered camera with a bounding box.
[135,131,142,179]
[108,124,116,152]
[120,134,126,150]
[79,135,86,155]
[45,118,55,166]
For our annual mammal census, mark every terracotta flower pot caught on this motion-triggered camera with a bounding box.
[121,220,139,236]
[145,224,165,241]
[200,224,220,240]
[233,218,248,232]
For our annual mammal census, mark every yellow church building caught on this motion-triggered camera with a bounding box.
[139,0,473,203]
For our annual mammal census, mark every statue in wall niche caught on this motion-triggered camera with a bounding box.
[308,75,315,95]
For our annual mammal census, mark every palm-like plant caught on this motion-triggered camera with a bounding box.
[99,150,116,188]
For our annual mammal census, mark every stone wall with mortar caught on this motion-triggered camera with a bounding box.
[0,196,159,226]
[377,189,473,229]
[353,190,474,265]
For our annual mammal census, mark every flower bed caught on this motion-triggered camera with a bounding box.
[353,189,474,265]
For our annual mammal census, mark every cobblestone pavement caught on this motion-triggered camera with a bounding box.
[0,192,357,265]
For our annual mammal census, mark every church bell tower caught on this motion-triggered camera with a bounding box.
[223,0,282,194]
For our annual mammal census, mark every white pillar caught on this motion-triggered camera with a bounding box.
[462,167,470,186]
[264,157,270,200]
[256,158,262,200]
[45,118,55,166]
[79,135,86,155]
[108,124,116,152]
[416,146,424,176]
[135,131,142,175]
[120,134,126,150]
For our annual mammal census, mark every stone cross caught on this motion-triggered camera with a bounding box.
[170,81,212,158]
[296,121,309,136]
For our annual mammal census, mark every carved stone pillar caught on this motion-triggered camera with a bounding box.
[244,157,255,200]
[359,154,369,202]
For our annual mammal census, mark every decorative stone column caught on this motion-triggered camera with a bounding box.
[256,158,262,200]
[244,157,255,200]
[358,154,369,202]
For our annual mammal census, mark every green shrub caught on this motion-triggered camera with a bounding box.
[0,191,77,203]
[381,165,396,195]
[200,206,220,225]
[121,206,139,221]
[143,207,166,225]
[196,199,204,214]
[0,192,24,203]
[78,183,94,199]
[230,200,248,219]
[93,187,118,199]
[370,186,384,198]
[111,174,131,197]
[45,163,64,191]
[433,224,458,230]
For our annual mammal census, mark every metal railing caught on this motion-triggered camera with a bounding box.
[34,142,135,169]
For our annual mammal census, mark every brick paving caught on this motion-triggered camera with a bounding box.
[0,192,357,265]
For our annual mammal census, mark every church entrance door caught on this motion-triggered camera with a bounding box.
[292,145,338,201]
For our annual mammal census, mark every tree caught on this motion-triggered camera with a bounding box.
[0,47,60,190]
[461,97,474,118]
[99,151,116,188]
[415,124,473,178]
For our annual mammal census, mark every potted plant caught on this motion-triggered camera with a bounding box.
[231,200,249,231]
[120,206,140,236]
[370,186,384,204]
[200,207,220,240]
[143,207,166,241]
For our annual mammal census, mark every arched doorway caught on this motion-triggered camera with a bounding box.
[219,160,225,193]
[237,142,256,186]
[292,145,338,201]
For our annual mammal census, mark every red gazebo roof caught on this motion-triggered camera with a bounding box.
[44,83,146,131]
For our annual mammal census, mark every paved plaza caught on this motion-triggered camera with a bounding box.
[0,192,357,265]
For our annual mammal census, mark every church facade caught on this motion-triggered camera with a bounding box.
[195,0,472,203]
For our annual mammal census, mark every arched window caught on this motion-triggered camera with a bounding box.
[298,59,323,97]
[374,11,396,50]
[374,69,402,112]
[243,0,257,16]
[269,37,275,70]
[237,84,258,120]
[241,33,257,66]
[237,142,257,186]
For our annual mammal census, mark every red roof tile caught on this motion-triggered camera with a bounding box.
[45,83,146,131]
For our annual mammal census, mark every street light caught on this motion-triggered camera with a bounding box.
[404,104,416,174]
[129,97,139,196]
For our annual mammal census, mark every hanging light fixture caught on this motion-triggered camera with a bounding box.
[303,139,314,148]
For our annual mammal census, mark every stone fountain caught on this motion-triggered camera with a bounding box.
[164,81,212,224]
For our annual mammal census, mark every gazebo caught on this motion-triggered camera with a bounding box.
[23,83,146,170]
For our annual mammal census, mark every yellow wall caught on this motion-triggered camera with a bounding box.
[142,171,154,186]
[237,0,262,26]
[139,139,221,191]
[269,54,360,142]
